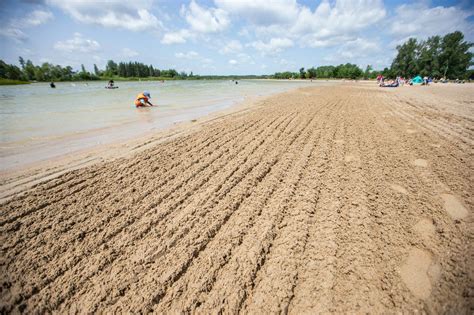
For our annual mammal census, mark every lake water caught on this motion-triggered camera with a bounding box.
[0,79,328,171]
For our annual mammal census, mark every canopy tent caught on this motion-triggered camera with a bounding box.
[412,76,423,84]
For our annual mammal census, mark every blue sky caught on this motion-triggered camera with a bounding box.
[1,0,473,75]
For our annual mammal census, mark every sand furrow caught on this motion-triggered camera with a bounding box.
[287,101,346,313]
[0,114,256,226]
[152,100,334,313]
[22,112,297,312]
[0,116,265,254]
[0,115,260,234]
[194,100,342,314]
[1,114,289,311]
[98,108,316,312]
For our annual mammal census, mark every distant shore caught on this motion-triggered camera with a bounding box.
[0,78,31,85]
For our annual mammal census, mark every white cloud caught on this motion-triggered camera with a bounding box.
[54,33,101,53]
[12,10,54,27]
[249,37,294,54]
[236,53,253,64]
[182,0,229,33]
[121,48,139,58]
[219,40,243,54]
[390,3,473,40]
[162,1,229,46]
[339,38,380,59]
[0,9,53,42]
[175,51,213,66]
[301,1,385,32]
[291,0,386,47]
[229,59,237,65]
[215,0,300,26]
[216,0,386,49]
[324,37,381,65]
[27,10,54,26]
[46,0,161,31]
[0,28,28,42]
[161,29,193,44]
[175,51,200,59]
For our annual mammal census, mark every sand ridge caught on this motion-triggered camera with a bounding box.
[0,83,472,313]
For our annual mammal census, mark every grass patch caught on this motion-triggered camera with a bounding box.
[0,78,30,85]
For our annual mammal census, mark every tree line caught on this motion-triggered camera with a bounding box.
[0,58,188,82]
[274,31,472,80]
[273,63,365,80]
[388,31,472,79]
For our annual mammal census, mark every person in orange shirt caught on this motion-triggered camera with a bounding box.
[134,91,154,107]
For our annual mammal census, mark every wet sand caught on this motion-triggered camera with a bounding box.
[0,83,472,313]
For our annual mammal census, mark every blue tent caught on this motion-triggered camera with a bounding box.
[412,76,423,84]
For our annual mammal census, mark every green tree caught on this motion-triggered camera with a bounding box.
[94,64,100,76]
[19,56,25,70]
[391,38,419,77]
[439,31,473,79]
[364,65,373,79]
[299,67,305,79]
[418,36,441,78]
[306,67,317,79]
[24,60,36,80]
[105,60,118,76]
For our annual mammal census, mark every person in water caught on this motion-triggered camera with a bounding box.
[108,80,114,87]
[50,82,56,88]
[134,91,154,107]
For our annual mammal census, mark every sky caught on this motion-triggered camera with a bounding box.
[0,0,473,75]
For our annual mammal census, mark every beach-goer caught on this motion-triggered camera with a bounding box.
[134,91,154,107]
[108,80,114,87]
[380,79,399,88]
[50,82,56,88]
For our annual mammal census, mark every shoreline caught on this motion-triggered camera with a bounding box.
[0,91,278,201]
[1,79,325,173]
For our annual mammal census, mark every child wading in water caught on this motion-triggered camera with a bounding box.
[134,91,154,107]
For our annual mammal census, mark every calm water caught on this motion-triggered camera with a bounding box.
[0,80,327,170]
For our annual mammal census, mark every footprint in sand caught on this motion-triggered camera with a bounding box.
[390,183,408,195]
[344,154,359,162]
[440,194,468,220]
[412,159,428,167]
[413,218,435,239]
[400,248,434,300]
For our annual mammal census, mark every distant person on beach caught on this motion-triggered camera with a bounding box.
[50,82,56,88]
[380,79,399,88]
[134,91,154,108]
[376,74,383,84]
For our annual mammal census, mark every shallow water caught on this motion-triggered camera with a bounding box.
[0,79,327,170]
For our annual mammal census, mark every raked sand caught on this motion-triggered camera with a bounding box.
[0,83,472,313]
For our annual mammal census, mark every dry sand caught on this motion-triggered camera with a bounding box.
[1,83,472,313]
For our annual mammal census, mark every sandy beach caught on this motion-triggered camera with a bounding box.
[0,83,472,313]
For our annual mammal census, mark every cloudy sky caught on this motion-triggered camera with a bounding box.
[0,0,473,75]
